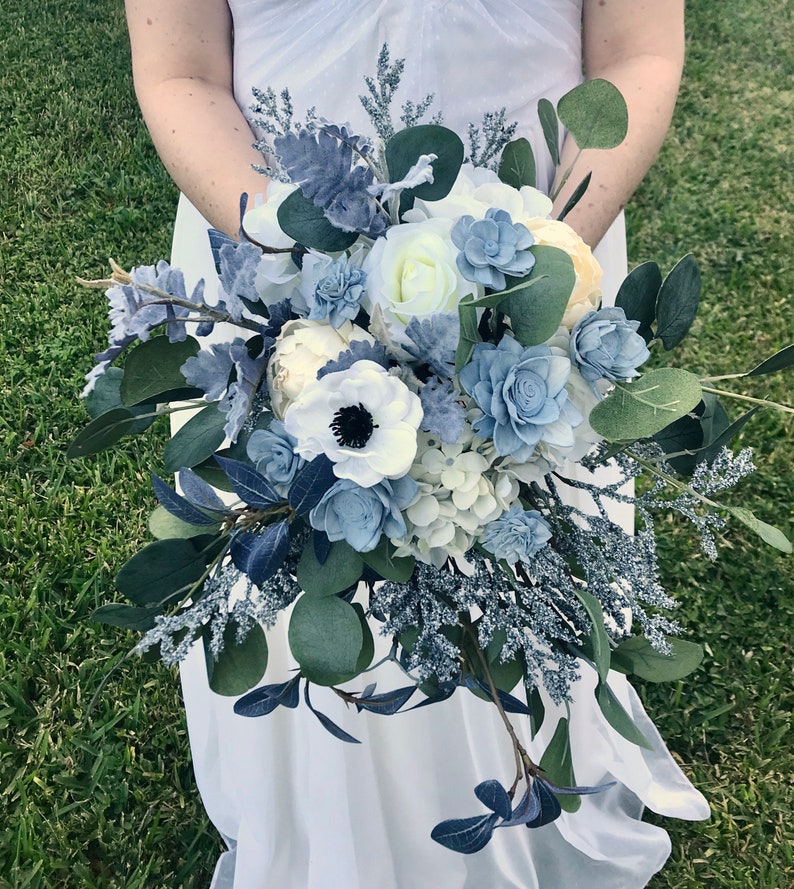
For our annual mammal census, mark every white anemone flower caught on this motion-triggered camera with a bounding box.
[283,361,423,488]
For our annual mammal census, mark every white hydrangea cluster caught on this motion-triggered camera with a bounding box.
[392,424,520,567]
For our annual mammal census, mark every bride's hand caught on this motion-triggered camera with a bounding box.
[125,0,269,236]
[552,0,685,249]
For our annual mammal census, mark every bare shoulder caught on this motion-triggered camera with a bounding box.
[125,0,233,87]
[582,0,685,71]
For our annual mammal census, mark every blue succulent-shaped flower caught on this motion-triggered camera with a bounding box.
[246,420,304,495]
[451,209,536,291]
[307,256,367,329]
[459,335,582,462]
[309,475,419,553]
[570,307,651,383]
[480,506,552,565]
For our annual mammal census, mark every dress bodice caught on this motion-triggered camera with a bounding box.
[228,0,584,192]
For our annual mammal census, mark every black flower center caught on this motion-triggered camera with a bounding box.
[330,403,377,449]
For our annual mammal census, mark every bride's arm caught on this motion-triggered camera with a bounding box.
[551,0,685,249]
[125,0,269,236]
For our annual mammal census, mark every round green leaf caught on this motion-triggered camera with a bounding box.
[360,539,415,582]
[288,595,364,686]
[119,335,200,406]
[148,505,211,540]
[385,124,464,204]
[206,622,268,696]
[589,368,703,442]
[276,189,358,253]
[557,79,628,150]
[296,539,363,596]
[498,245,576,346]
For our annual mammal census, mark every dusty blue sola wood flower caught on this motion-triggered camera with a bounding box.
[247,420,305,494]
[480,506,552,564]
[570,307,651,383]
[306,256,367,328]
[459,335,582,461]
[309,476,418,552]
[451,209,535,290]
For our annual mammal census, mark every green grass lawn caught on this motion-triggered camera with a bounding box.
[1,0,792,886]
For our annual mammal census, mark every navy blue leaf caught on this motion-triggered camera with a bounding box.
[230,520,290,587]
[430,814,500,854]
[234,678,300,717]
[543,778,617,796]
[151,474,219,526]
[303,681,361,744]
[405,681,457,711]
[499,788,541,828]
[214,455,281,508]
[361,682,378,699]
[354,685,416,715]
[288,455,337,516]
[474,780,512,821]
[469,677,532,715]
[525,778,562,828]
[178,467,228,514]
[313,529,332,564]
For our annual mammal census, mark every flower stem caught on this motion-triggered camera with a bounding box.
[700,385,794,414]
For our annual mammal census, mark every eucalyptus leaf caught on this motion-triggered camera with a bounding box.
[115,535,224,607]
[360,539,415,582]
[611,635,704,682]
[538,717,580,812]
[276,189,358,253]
[537,97,560,167]
[163,403,227,472]
[498,245,576,346]
[557,172,591,222]
[288,595,364,686]
[557,79,628,150]
[574,589,611,683]
[594,680,653,749]
[148,505,211,540]
[746,343,794,377]
[84,367,155,434]
[296,539,364,596]
[497,137,536,189]
[655,254,701,350]
[385,124,464,203]
[90,603,158,632]
[589,368,703,441]
[615,261,661,343]
[726,507,792,553]
[352,603,375,673]
[66,407,140,458]
[119,335,200,406]
[205,622,268,696]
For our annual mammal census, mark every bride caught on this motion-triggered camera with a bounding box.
[123,1,709,887]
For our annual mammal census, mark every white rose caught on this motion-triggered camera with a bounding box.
[241,180,301,305]
[267,318,374,418]
[405,164,553,226]
[362,217,481,343]
[522,217,603,328]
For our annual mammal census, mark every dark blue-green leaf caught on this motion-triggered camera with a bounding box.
[746,343,794,377]
[234,678,300,717]
[214,455,281,508]
[205,622,268,696]
[537,98,559,167]
[296,539,363,597]
[474,780,512,821]
[611,635,704,682]
[90,603,158,631]
[66,407,140,458]
[431,814,500,854]
[354,685,416,715]
[288,455,337,516]
[385,125,464,203]
[304,682,360,743]
[615,261,661,343]
[230,520,290,587]
[538,717,579,813]
[151,473,220,526]
[164,403,227,471]
[594,680,653,749]
[655,254,701,350]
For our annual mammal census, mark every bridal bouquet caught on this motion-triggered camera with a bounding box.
[72,50,792,852]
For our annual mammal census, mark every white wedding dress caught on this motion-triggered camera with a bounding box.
[171,2,710,887]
